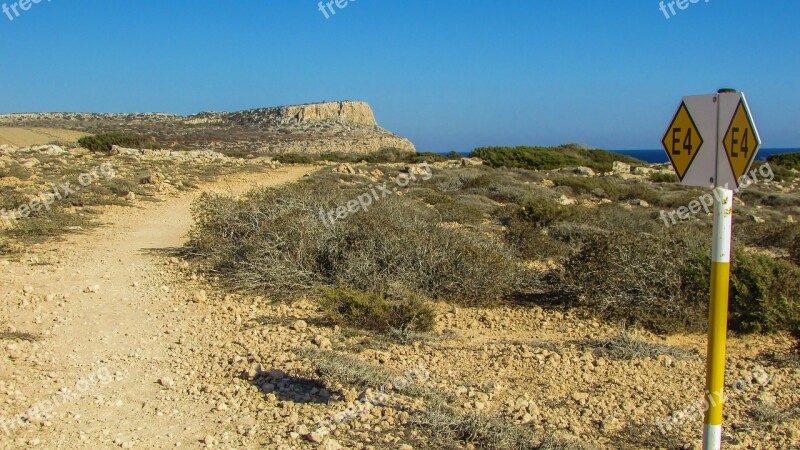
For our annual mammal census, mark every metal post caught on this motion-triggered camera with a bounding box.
[703,186,733,450]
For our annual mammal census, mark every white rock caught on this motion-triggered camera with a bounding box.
[84,285,100,293]
[193,290,207,303]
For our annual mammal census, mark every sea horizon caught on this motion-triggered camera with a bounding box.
[439,148,800,164]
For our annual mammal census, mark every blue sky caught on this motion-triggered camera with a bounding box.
[0,0,797,152]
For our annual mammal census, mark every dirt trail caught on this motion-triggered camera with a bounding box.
[0,166,315,449]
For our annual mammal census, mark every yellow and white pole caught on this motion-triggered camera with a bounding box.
[702,186,733,450]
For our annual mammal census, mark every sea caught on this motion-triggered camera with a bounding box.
[439,148,799,164]
[612,148,799,164]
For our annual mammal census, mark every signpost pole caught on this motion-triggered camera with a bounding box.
[662,88,760,450]
[702,186,733,450]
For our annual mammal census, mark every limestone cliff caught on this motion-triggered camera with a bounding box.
[0,101,416,155]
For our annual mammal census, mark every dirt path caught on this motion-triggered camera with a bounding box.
[0,166,315,449]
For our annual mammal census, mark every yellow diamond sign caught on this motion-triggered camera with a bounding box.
[662,102,704,181]
[724,99,761,183]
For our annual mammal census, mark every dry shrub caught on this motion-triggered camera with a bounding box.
[320,286,435,333]
[189,180,518,306]
[728,251,800,334]
[555,230,710,333]
[505,219,572,261]
[300,348,391,389]
[320,196,517,306]
[411,403,584,450]
[584,327,696,361]
[188,184,341,295]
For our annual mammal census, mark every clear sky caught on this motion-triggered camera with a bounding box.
[0,0,797,152]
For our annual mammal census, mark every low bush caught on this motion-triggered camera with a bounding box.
[320,196,517,305]
[767,152,800,170]
[737,222,800,254]
[557,225,800,334]
[404,151,451,164]
[584,327,695,361]
[554,176,662,206]
[274,153,315,164]
[78,133,147,154]
[504,219,572,262]
[472,146,583,171]
[320,286,435,333]
[188,180,519,307]
[281,148,450,165]
[471,145,643,172]
[650,172,679,183]
[556,230,710,333]
[433,194,497,224]
[8,207,92,242]
[300,348,393,389]
[728,252,800,334]
[513,195,583,227]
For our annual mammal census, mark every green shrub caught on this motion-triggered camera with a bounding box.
[728,252,800,334]
[78,133,147,153]
[0,162,32,180]
[471,145,643,172]
[8,207,92,242]
[650,172,679,183]
[558,224,800,334]
[274,153,315,164]
[320,286,435,333]
[767,152,800,170]
[505,219,571,261]
[404,152,450,164]
[458,172,534,203]
[515,196,581,227]
[318,151,356,163]
[738,222,800,253]
[556,230,710,333]
[472,146,583,171]
[364,147,410,163]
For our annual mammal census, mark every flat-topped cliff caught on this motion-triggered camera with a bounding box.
[0,101,415,155]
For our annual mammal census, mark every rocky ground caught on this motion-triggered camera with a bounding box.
[0,150,798,449]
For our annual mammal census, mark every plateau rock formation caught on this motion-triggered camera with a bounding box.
[0,101,415,156]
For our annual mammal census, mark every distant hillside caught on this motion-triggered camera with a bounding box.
[0,101,415,156]
[471,144,646,171]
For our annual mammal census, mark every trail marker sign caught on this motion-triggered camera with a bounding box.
[662,91,760,189]
[662,101,704,181]
[723,98,761,184]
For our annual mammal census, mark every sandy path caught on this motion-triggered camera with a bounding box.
[0,166,315,449]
